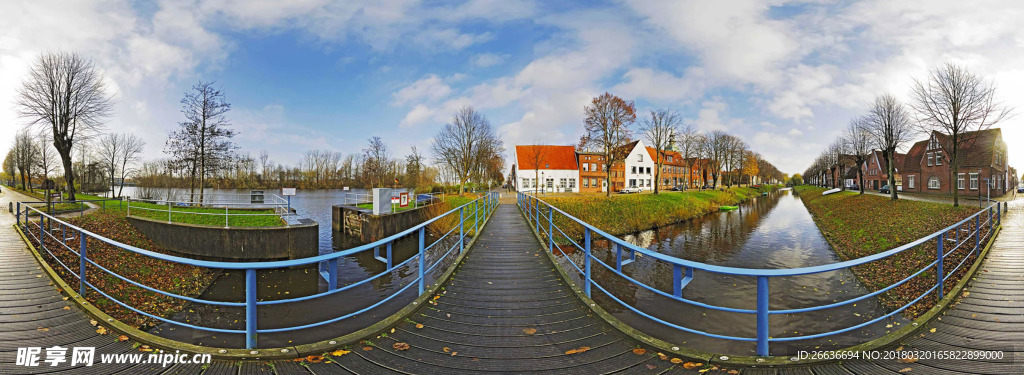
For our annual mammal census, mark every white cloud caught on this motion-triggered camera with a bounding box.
[613,67,706,102]
[391,75,453,106]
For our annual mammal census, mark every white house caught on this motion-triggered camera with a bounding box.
[620,140,655,191]
[513,145,580,193]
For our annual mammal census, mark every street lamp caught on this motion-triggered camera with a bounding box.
[541,172,545,195]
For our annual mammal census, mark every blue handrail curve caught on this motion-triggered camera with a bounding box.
[16,192,499,349]
[517,190,1000,356]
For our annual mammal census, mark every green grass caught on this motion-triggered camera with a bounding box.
[793,185,981,317]
[121,200,284,227]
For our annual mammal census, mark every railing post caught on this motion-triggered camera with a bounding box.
[548,208,554,252]
[39,216,45,249]
[672,264,682,298]
[15,202,20,227]
[584,228,592,297]
[168,202,172,223]
[245,268,257,349]
[79,233,87,296]
[756,276,770,356]
[936,233,945,299]
[975,215,981,256]
[225,206,229,228]
[328,259,338,291]
[386,242,393,269]
[997,202,1001,226]
[418,227,426,295]
[459,207,465,254]
[535,199,540,234]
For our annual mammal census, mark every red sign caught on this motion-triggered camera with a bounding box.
[399,192,410,208]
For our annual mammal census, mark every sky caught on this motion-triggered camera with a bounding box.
[1,0,1022,176]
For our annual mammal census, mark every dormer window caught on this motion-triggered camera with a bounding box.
[637,154,643,162]
[928,135,940,150]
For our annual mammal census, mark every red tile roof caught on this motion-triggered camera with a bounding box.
[644,147,685,165]
[931,128,1004,168]
[902,140,928,173]
[515,145,579,170]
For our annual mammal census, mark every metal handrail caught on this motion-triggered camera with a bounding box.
[517,191,1001,356]
[124,198,293,228]
[16,192,499,349]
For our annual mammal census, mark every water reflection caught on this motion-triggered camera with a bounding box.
[551,189,906,356]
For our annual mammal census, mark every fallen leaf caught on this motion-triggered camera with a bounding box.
[451,351,458,356]
[415,323,424,329]
[96,326,108,335]
[305,355,324,363]
[657,353,668,360]
[443,347,451,353]
[63,306,71,310]
[683,362,702,369]
[390,328,395,334]
[899,368,912,373]
[645,364,658,369]
[330,350,350,356]
[362,346,373,351]
[631,348,646,355]
[565,346,591,355]
[37,327,50,332]
[929,328,936,333]
[728,370,740,374]
[62,297,69,301]
[900,357,919,363]
[393,342,410,351]
[89,320,98,326]
[670,358,683,364]
[523,328,537,335]
[117,335,129,342]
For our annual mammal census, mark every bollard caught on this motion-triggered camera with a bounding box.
[245,269,257,349]
[756,276,770,356]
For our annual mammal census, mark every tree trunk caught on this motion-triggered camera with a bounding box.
[654,157,661,194]
[950,154,960,207]
[60,151,76,201]
[887,151,898,200]
[857,161,865,194]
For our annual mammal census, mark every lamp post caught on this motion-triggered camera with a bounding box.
[541,172,545,195]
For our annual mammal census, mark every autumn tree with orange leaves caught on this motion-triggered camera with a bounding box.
[579,93,636,197]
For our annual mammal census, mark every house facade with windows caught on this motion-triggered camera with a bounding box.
[577,151,607,193]
[608,140,655,192]
[512,145,579,193]
[862,150,904,191]
[900,129,1011,196]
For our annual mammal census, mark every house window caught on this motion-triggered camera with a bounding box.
[631,166,637,174]
[908,175,915,189]
[928,176,940,189]
[970,173,979,190]
[646,167,651,174]
[569,178,576,188]
[647,179,652,187]
[531,178,537,188]
[629,179,636,187]
[668,156,673,162]
[559,178,567,188]
[957,173,965,190]
[545,163,549,168]
[582,163,589,172]
[591,163,597,171]
[638,154,643,162]
[521,178,528,188]
[927,152,933,166]
[935,151,942,165]
[582,178,589,188]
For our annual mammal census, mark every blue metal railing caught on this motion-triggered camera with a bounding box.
[16,192,498,349]
[517,191,1001,356]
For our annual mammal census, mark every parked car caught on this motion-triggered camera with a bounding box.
[880,184,890,194]
[618,187,641,194]
[669,185,686,191]
[1018,186,1024,193]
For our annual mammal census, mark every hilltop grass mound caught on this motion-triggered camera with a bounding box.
[794,185,982,317]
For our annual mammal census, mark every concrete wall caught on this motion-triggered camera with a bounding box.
[128,216,319,261]
[333,204,428,243]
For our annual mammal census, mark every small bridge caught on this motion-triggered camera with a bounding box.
[0,187,1020,374]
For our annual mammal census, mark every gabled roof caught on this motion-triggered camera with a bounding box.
[902,140,927,173]
[515,145,578,170]
[645,147,685,166]
[931,128,1004,168]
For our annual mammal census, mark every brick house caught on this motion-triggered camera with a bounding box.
[577,151,607,193]
[644,147,705,190]
[862,150,905,191]
[900,129,1011,196]
[512,145,579,193]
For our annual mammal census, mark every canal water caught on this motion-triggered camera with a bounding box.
[551,188,907,356]
[116,187,459,348]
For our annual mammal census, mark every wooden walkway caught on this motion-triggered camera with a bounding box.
[0,189,1022,374]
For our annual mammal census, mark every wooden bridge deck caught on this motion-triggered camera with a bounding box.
[0,188,1021,374]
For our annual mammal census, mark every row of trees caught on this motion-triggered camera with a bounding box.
[576,92,783,196]
[805,63,1011,206]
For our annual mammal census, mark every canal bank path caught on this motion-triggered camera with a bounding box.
[0,188,1021,374]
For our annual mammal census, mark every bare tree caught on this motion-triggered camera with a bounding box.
[579,92,636,196]
[16,51,114,201]
[640,108,681,194]
[430,106,504,194]
[677,125,699,189]
[405,146,423,189]
[362,137,391,188]
[36,131,59,200]
[165,81,236,203]
[844,117,872,194]
[912,62,1013,206]
[2,151,15,186]
[866,93,915,200]
[258,150,272,185]
[13,129,38,192]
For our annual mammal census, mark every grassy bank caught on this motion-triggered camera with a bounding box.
[793,185,982,317]
[27,211,218,330]
[541,185,781,238]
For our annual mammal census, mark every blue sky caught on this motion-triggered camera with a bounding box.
[2,0,1023,175]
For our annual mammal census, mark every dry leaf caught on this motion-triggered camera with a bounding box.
[564,346,591,355]
[900,357,919,363]
[929,328,936,333]
[670,358,683,364]
[37,327,50,332]
[305,355,324,363]
[523,328,537,335]
[117,335,129,342]
[393,342,410,351]
[331,350,351,356]
[728,370,740,374]
[63,306,71,310]
[443,347,451,353]
[645,364,658,370]
[899,368,912,373]
[89,319,98,326]
[96,326,108,335]
[451,351,458,356]
[683,362,702,369]
[415,324,424,329]
[632,348,646,355]
[390,328,395,333]
[362,346,373,351]
[657,353,668,360]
